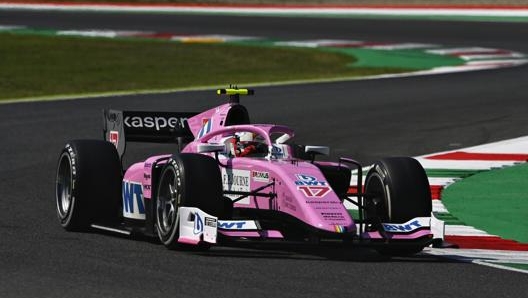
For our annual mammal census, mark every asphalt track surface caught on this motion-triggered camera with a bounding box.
[1,10,528,298]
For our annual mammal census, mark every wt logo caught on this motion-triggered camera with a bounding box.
[295,174,330,198]
[122,181,145,220]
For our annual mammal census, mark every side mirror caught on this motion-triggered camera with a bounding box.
[305,146,329,163]
[275,133,291,144]
[197,143,226,154]
[305,146,329,156]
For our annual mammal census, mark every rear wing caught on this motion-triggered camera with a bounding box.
[103,109,198,158]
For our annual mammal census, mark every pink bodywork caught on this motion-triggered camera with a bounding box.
[123,101,432,240]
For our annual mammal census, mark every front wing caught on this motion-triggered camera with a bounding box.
[178,207,445,247]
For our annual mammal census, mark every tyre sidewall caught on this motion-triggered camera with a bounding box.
[155,154,224,249]
[365,157,432,256]
[365,157,431,223]
[56,149,81,229]
[55,140,122,231]
[156,158,184,246]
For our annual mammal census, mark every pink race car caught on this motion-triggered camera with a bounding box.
[55,88,444,255]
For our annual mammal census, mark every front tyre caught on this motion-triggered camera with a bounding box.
[364,157,432,255]
[55,140,122,231]
[156,154,224,250]
[364,157,431,223]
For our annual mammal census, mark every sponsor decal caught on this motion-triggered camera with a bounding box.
[251,170,270,182]
[313,205,342,210]
[142,164,154,199]
[271,145,284,158]
[205,217,217,228]
[321,212,346,221]
[374,164,387,179]
[298,186,331,198]
[334,225,347,233]
[109,130,119,148]
[124,115,188,131]
[177,207,217,244]
[218,220,258,230]
[198,118,212,137]
[65,144,77,185]
[295,174,327,186]
[219,221,246,229]
[223,171,250,188]
[193,213,204,235]
[306,200,340,204]
[271,144,289,159]
[295,174,330,197]
[306,200,343,205]
[222,169,251,204]
[382,218,429,233]
[122,181,145,220]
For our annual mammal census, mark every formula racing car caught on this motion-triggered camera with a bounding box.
[55,88,444,255]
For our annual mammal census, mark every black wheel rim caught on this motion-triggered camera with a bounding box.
[365,173,390,222]
[156,167,180,237]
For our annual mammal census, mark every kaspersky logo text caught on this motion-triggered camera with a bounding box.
[124,116,188,131]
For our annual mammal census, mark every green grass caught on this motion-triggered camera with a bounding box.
[495,263,528,271]
[0,33,409,101]
[442,163,528,243]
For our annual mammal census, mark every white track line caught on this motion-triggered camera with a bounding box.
[1,3,528,17]
[425,248,528,274]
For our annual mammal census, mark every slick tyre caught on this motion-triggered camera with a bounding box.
[55,140,122,231]
[364,157,432,256]
[364,157,431,223]
[155,153,224,250]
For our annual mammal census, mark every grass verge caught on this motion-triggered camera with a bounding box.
[0,32,409,101]
[496,263,528,271]
[442,163,528,243]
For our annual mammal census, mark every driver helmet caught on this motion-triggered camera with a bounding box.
[232,132,266,157]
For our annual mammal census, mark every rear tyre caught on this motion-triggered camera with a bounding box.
[364,157,432,255]
[155,154,224,250]
[55,140,122,231]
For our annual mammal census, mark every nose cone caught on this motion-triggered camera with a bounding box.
[285,168,356,234]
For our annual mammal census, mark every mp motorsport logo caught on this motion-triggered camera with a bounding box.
[193,213,204,235]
